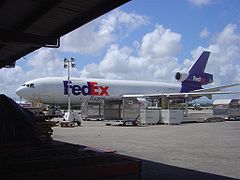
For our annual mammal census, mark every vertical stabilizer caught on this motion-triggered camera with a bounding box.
[175,51,213,92]
[188,51,210,74]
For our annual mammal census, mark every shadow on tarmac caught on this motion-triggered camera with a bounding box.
[139,159,238,180]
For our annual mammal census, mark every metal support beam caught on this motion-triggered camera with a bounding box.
[0,0,7,8]
[0,60,15,68]
[185,98,188,116]
[161,96,169,109]
[16,0,63,31]
[0,29,60,47]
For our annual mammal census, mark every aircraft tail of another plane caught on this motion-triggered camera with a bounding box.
[175,51,213,92]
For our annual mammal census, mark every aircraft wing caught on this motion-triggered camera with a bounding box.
[122,91,240,99]
[123,83,240,100]
[193,83,240,93]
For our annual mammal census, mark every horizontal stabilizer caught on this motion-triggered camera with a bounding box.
[193,83,240,93]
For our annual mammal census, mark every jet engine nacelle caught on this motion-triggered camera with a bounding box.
[175,71,213,86]
[175,72,189,82]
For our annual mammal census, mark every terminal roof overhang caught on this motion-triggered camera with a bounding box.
[0,0,131,69]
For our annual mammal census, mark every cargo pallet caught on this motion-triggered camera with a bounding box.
[59,120,81,127]
[60,121,75,127]
[0,141,141,180]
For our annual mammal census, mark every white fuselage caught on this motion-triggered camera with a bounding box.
[16,77,181,104]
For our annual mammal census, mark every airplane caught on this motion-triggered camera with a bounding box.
[16,51,240,105]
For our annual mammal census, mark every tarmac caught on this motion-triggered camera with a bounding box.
[53,119,240,180]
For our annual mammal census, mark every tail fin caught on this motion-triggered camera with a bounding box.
[188,51,210,74]
[175,51,213,92]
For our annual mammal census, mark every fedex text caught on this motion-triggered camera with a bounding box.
[193,76,205,83]
[63,81,109,96]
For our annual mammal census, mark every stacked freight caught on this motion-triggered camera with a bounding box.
[36,121,53,144]
[0,95,40,144]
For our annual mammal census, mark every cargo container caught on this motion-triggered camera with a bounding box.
[213,99,240,120]
[81,101,103,121]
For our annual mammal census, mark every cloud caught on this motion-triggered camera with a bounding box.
[0,66,24,98]
[215,24,240,46]
[80,25,182,81]
[189,0,213,6]
[99,9,149,34]
[60,9,148,54]
[60,23,113,54]
[199,27,210,38]
[26,49,66,78]
[191,24,240,87]
[140,25,182,58]
[0,48,69,98]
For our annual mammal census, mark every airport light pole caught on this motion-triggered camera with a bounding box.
[64,57,76,113]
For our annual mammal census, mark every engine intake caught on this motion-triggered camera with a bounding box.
[175,72,189,82]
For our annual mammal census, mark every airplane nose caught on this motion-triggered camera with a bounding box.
[16,87,24,97]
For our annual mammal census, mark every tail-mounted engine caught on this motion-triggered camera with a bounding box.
[175,72,213,86]
[175,72,189,82]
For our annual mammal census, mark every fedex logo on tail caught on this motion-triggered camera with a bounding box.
[193,76,206,83]
[191,73,213,85]
[63,81,109,96]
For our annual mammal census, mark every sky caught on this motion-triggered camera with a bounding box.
[1,0,240,102]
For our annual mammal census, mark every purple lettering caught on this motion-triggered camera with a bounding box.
[72,85,81,95]
[82,82,91,95]
[63,81,72,95]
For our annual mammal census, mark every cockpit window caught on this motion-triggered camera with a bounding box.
[22,83,34,88]
[30,83,34,88]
